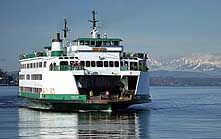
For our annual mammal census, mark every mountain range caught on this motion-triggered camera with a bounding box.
[148,53,221,77]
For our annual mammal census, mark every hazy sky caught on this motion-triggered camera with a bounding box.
[1,0,221,71]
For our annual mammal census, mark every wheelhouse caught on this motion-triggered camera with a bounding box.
[72,38,122,47]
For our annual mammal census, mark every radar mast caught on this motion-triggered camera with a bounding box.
[62,17,70,47]
[88,11,100,38]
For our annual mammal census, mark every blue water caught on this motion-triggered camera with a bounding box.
[0,86,221,138]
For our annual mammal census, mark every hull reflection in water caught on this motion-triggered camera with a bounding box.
[19,108,150,138]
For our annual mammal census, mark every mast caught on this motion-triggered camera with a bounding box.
[62,18,70,47]
[88,10,99,30]
[88,11,100,38]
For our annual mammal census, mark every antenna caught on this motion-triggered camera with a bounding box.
[88,11,99,30]
[62,17,70,38]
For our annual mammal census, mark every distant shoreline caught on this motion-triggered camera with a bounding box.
[0,84,18,86]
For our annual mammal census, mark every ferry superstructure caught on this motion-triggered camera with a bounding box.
[18,11,151,111]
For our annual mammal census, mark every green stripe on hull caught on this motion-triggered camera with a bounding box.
[19,92,41,99]
[19,91,87,101]
[42,94,86,101]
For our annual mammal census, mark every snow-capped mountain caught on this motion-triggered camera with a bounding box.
[147,53,221,75]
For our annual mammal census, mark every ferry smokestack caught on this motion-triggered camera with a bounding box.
[51,33,63,57]
[57,33,61,42]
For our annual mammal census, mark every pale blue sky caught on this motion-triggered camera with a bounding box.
[1,0,221,71]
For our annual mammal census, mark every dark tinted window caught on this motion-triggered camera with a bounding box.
[96,41,102,47]
[60,61,68,66]
[103,41,107,45]
[44,61,47,67]
[109,61,114,67]
[86,61,90,67]
[124,61,128,66]
[80,41,84,45]
[115,61,119,67]
[26,74,30,80]
[80,61,85,67]
[70,61,74,66]
[91,61,95,67]
[97,61,103,67]
[104,61,108,67]
[91,41,95,45]
[113,41,119,46]
[120,61,123,66]
[85,41,89,45]
[39,62,42,68]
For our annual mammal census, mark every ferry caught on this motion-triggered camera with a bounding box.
[18,11,151,111]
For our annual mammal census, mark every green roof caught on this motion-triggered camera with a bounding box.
[73,38,122,42]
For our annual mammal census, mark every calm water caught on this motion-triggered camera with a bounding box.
[0,86,221,139]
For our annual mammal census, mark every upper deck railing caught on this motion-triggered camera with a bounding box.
[49,64,147,72]
[19,52,47,60]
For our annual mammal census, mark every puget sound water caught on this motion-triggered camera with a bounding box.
[0,86,221,139]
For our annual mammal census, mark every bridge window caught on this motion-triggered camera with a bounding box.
[96,41,102,47]
[103,41,107,45]
[113,41,119,46]
[80,40,84,45]
[90,41,95,45]
[137,53,144,59]
[85,41,89,45]
[130,62,138,70]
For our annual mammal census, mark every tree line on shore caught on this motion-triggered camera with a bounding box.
[1,68,221,86]
[0,68,18,85]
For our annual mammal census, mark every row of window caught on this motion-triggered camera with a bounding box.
[76,40,120,46]
[59,56,78,59]
[19,86,42,94]
[20,62,47,69]
[83,61,119,68]
[59,60,120,68]
[19,74,42,80]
